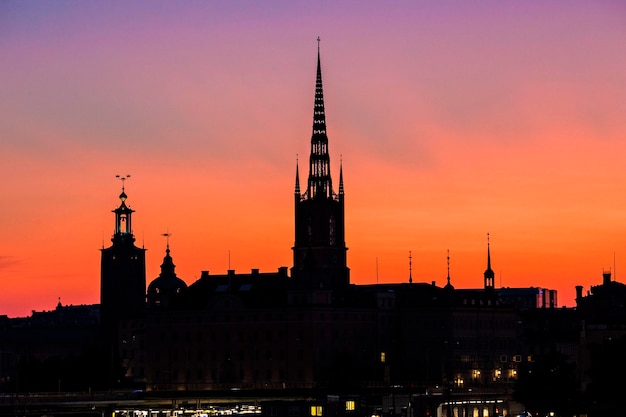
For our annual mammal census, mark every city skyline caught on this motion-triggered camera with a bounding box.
[2,1,626,317]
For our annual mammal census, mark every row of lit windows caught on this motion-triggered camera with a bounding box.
[267,401,355,417]
[453,368,519,386]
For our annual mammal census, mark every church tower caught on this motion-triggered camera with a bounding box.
[291,39,349,289]
[100,176,146,332]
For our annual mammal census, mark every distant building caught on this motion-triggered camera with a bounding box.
[576,270,626,396]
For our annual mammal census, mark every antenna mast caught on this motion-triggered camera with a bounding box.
[409,250,413,284]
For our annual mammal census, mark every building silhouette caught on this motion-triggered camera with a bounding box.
[291,41,349,290]
[102,44,560,416]
[6,42,626,416]
[100,177,146,336]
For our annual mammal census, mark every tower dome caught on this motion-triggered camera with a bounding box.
[147,243,187,308]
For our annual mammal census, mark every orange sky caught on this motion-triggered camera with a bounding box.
[2,1,626,317]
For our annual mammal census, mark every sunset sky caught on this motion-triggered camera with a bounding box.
[2,1,626,317]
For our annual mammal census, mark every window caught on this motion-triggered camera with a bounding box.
[310,406,323,416]
[345,401,355,411]
[380,352,386,363]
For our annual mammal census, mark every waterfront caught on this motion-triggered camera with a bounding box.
[0,387,526,417]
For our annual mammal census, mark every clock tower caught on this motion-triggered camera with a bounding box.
[292,40,349,289]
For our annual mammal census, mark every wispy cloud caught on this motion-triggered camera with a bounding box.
[0,256,21,271]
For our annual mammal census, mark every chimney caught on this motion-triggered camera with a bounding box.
[575,285,583,301]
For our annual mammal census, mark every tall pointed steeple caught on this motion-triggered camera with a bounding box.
[305,37,334,200]
[294,155,301,196]
[338,156,344,198]
[292,39,349,290]
[484,233,495,290]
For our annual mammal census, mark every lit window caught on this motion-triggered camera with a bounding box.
[311,406,323,416]
[380,352,386,363]
[346,401,355,411]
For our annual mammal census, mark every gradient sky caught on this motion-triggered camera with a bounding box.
[2,1,626,317]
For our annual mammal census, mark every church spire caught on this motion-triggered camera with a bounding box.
[295,155,301,195]
[338,156,344,197]
[305,37,334,200]
[484,233,495,290]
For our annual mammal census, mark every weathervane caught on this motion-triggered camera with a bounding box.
[161,230,171,249]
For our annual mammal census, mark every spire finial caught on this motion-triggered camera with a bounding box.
[409,250,413,284]
[116,174,131,202]
[487,232,491,269]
